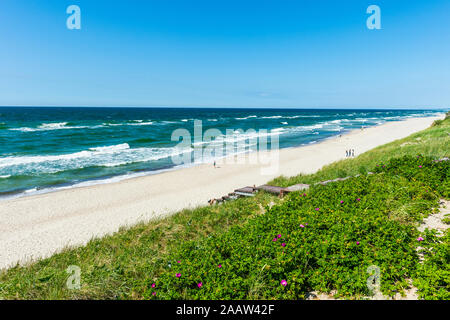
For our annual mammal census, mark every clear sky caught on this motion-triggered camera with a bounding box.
[0,0,449,108]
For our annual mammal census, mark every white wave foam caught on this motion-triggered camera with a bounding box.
[0,143,192,175]
[89,143,130,153]
[191,127,285,148]
[39,122,68,129]
[261,116,283,119]
[10,121,157,132]
[235,115,257,120]
[9,122,88,132]
[128,121,153,126]
[286,115,321,119]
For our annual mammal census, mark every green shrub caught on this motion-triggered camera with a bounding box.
[144,156,447,299]
[413,230,450,300]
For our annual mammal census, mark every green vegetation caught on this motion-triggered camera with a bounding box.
[146,156,447,299]
[414,229,450,300]
[270,112,450,187]
[0,193,278,299]
[0,116,449,300]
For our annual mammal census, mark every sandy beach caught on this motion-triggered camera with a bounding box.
[0,115,443,270]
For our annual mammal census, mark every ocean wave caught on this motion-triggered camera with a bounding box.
[284,116,301,119]
[102,121,154,127]
[286,115,321,118]
[191,127,285,147]
[128,121,154,126]
[0,175,11,179]
[9,121,158,132]
[9,122,88,132]
[261,115,284,119]
[0,143,192,175]
[160,121,179,124]
[40,122,69,129]
[235,115,257,120]
[88,143,130,153]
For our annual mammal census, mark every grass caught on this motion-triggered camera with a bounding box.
[148,158,447,299]
[0,114,449,300]
[0,193,278,299]
[269,113,450,187]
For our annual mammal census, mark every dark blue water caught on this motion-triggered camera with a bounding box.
[0,107,442,197]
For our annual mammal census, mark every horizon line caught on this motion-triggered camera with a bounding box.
[0,105,448,111]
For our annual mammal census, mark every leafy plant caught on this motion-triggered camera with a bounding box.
[145,157,448,299]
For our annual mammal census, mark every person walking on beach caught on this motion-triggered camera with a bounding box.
[346,150,348,157]
[213,160,216,168]
[352,149,355,157]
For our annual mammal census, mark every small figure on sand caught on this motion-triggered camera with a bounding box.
[213,160,216,168]
[345,149,355,158]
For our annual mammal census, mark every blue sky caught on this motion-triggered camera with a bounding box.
[0,0,449,108]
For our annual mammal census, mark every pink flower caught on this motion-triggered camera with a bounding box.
[300,224,305,228]
[340,200,344,204]
[417,237,424,241]
[305,222,308,225]
[356,241,360,245]
[198,282,203,288]
[151,283,156,288]
[177,260,181,263]
[315,208,320,211]
[303,193,307,197]
[281,243,286,247]
[277,234,282,238]
[218,264,222,268]
[272,238,277,242]
[419,165,422,168]
[152,292,156,296]
[176,273,181,278]
[280,280,287,287]
[356,198,361,201]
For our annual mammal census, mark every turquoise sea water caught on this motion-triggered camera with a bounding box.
[0,107,443,198]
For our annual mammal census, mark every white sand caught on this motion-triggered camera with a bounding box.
[0,115,444,270]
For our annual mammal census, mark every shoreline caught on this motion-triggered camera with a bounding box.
[0,115,444,270]
[0,115,441,201]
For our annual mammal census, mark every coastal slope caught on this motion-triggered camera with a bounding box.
[0,115,443,270]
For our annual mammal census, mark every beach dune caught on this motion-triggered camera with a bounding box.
[0,116,443,270]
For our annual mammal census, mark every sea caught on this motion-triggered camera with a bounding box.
[0,107,443,199]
